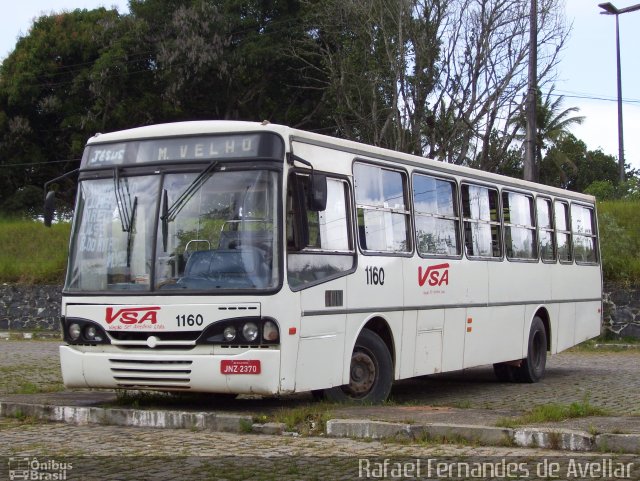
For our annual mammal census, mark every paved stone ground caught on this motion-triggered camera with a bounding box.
[387,350,640,416]
[1,419,637,481]
[1,341,640,479]
[1,340,638,415]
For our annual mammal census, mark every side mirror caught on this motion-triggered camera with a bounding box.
[44,191,56,227]
[308,173,327,212]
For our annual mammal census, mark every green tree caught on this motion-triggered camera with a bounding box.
[0,8,130,214]
[514,87,584,183]
[0,1,329,216]
[540,134,621,192]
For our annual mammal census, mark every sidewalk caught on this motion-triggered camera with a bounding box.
[1,339,639,454]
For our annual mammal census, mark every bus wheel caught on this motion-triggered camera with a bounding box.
[516,316,547,383]
[324,329,393,404]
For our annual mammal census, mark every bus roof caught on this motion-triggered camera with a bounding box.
[87,120,596,204]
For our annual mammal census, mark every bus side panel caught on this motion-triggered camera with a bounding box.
[295,322,345,391]
[553,264,601,351]
[556,303,576,352]
[463,305,524,368]
[399,310,418,379]
[575,300,602,345]
[488,262,550,307]
[413,308,444,376]
[295,279,347,392]
[441,308,466,372]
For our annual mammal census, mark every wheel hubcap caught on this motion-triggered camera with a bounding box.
[345,351,376,396]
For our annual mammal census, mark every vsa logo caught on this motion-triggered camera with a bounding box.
[105,306,161,325]
[418,263,450,287]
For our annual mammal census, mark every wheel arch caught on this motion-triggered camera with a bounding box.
[361,316,396,371]
[534,307,551,352]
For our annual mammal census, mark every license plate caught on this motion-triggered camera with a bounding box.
[220,360,261,375]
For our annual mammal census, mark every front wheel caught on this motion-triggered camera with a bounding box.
[515,316,547,383]
[323,329,393,404]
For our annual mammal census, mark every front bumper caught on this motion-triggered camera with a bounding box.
[60,345,281,395]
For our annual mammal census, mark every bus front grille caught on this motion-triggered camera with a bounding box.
[109,358,192,389]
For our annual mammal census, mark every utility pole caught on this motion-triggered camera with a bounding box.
[524,0,537,182]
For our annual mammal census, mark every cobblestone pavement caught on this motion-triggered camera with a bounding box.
[388,350,640,416]
[1,419,637,481]
[1,340,639,415]
[1,341,640,480]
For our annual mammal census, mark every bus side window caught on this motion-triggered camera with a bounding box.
[503,191,537,261]
[537,197,556,262]
[353,163,411,254]
[555,201,572,263]
[412,173,461,257]
[287,173,355,289]
[461,183,502,258]
[571,204,598,264]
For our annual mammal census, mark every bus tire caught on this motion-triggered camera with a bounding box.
[516,316,547,383]
[323,329,393,404]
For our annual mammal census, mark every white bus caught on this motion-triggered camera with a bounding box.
[47,121,602,403]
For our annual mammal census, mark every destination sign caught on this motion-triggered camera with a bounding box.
[82,133,283,167]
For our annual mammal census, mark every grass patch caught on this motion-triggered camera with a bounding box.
[0,218,70,284]
[272,403,334,435]
[12,381,65,395]
[570,335,640,352]
[496,398,608,428]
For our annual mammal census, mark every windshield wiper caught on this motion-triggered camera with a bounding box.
[113,168,138,267]
[161,160,219,252]
[113,167,134,232]
[126,197,138,268]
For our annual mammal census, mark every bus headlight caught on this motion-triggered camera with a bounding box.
[69,323,82,341]
[223,326,237,342]
[263,321,279,342]
[242,322,259,342]
[84,325,103,342]
[62,318,110,345]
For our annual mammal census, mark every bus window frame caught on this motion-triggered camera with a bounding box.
[410,170,463,260]
[536,195,557,264]
[352,159,413,258]
[570,201,599,266]
[460,181,504,262]
[286,169,357,291]
[554,199,573,265]
[501,189,538,263]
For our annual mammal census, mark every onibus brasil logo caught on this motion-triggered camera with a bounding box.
[8,457,72,480]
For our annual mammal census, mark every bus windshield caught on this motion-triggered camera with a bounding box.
[65,169,280,292]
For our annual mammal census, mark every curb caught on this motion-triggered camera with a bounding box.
[0,401,253,433]
[0,331,60,340]
[325,419,640,454]
[1,401,639,454]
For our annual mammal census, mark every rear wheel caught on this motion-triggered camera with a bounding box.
[515,316,547,383]
[323,329,393,404]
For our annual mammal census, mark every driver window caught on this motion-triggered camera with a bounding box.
[287,173,354,290]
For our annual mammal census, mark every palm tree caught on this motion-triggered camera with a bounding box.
[515,86,584,183]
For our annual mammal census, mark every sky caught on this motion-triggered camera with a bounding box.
[0,0,639,172]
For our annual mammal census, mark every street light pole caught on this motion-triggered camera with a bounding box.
[598,2,640,183]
